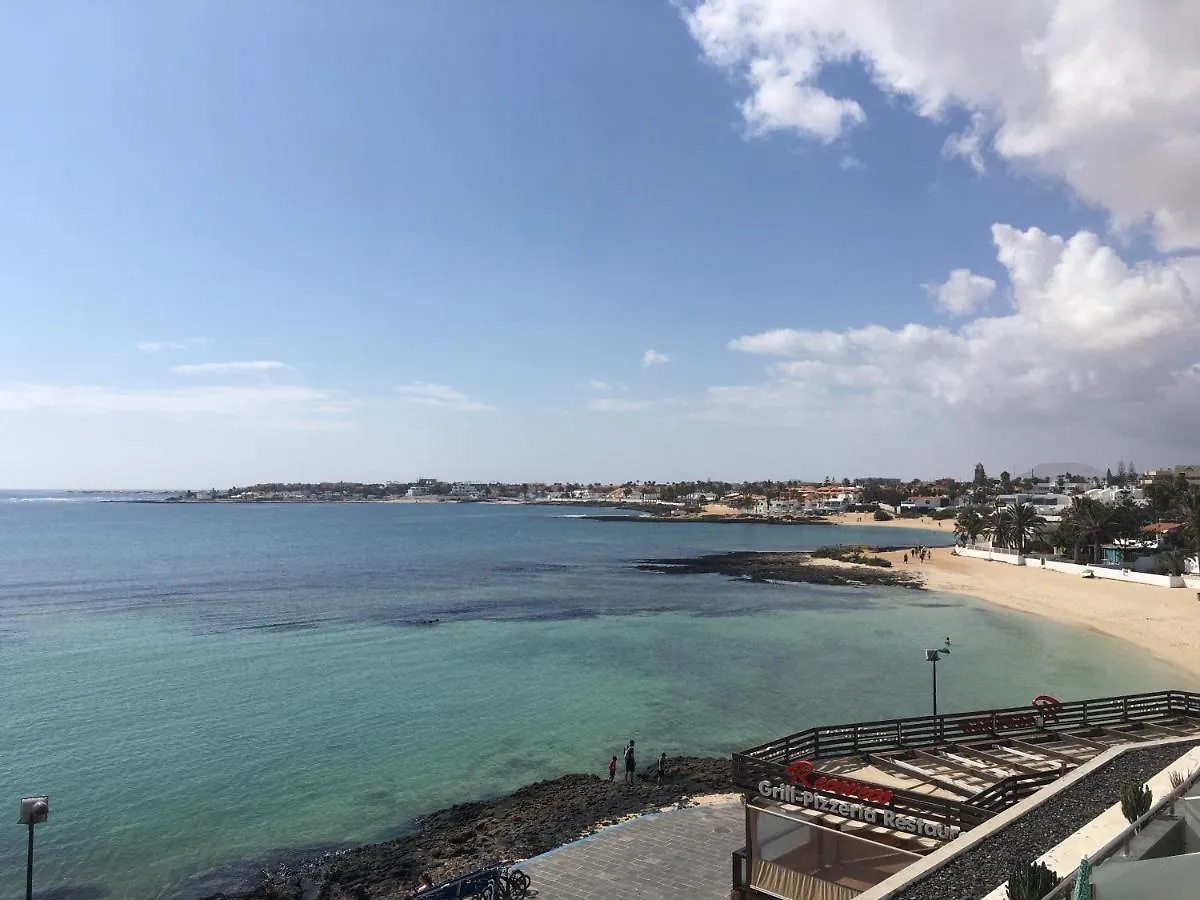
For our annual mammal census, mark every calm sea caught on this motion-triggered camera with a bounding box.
[0,496,1188,898]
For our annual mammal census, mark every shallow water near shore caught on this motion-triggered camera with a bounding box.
[0,499,1191,898]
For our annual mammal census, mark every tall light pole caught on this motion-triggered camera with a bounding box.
[925,640,951,717]
[19,796,49,900]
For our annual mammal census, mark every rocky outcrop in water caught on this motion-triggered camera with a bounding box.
[200,756,731,900]
[637,551,924,589]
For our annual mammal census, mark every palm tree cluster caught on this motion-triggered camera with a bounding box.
[1052,485,1200,571]
[952,482,1200,574]
[955,503,1046,554]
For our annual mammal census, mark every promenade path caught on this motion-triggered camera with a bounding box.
[517,800,741,900]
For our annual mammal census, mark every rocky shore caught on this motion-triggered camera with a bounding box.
[637,551,925,589]
[201,756,731,900]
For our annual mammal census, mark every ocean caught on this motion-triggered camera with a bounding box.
[0,496,1188,898]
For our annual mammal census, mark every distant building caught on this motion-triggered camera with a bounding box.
[900,495,950,512]
[996,492,1072,513]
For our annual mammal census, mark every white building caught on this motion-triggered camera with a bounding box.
[899,495,950,512]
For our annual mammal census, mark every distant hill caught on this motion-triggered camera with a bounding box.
[1028,462,1103,479]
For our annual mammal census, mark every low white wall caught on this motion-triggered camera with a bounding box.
[955,549,1184,586]
[953,547,1025,565]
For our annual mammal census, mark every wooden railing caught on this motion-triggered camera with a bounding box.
[739,690,1200,765]
[733,690,1200,829]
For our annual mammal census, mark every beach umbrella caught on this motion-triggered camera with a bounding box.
[1070,857,1092,900]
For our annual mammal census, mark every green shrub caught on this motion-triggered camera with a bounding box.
[808,546,893,568]
[1121,782,1152,825]
[1007,860,1060,900]
[873,509,893,521]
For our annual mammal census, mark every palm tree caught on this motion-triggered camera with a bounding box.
[984,503,1045,555]
[954,508,985,546]
[1005,502,1045,555]
[985,505,1015,551]
[1069,496,1112,565]
[1054,515,1083,563]
[1180,487,1200,571]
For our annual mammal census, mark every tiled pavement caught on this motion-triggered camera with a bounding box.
[517,802,742,900]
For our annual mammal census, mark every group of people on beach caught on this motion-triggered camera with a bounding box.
[607,740,668,785]
[903,546,933,564]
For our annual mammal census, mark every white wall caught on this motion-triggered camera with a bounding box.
[953,547,1025,565]
[954,548,1185,586]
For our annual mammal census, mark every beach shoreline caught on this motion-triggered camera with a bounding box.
[881,548,1200,682]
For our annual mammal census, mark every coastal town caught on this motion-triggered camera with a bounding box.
[171,463,1200,578]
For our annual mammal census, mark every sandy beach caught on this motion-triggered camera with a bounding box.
[885,548,1200,683]
[826,511,950,533]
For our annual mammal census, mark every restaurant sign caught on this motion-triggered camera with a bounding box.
[957,695,1063,736]
[757,780,962,840]
[785,760,894,805]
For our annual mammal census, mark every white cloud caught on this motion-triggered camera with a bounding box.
[0,383,340,417]
[588,398,657,413]
[729,328,848,357]
[942,112,989,175]
[923,268,997,316]
[641,349,671,368]
[589,380,612,391]
[137,338,207,353]
[397,382,495,412]
[172,361,293,375]
[682,0,1200,250]
[838,155,865,171]
[724,224,1200,446]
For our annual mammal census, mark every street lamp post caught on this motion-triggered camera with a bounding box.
[19,796,49,900]
[925,640,952,719]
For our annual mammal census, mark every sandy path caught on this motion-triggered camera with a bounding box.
[887,548,1200,681]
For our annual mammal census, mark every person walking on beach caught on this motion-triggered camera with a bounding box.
[903,553,908,564]
[608,755,617,782]
[623,740,636,784]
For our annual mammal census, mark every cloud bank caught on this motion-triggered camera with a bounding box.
[682,0,1200,250]
[723,224,1200,451]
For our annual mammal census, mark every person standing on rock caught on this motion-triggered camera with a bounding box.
[608,755,617,782]
[656,752,667,784]
[623,740,636,784]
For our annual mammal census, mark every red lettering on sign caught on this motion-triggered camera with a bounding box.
[785,760,894,806]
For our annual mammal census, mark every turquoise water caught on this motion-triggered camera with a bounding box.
[0,499,1189,898]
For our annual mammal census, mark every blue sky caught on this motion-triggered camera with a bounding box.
[2,1,1197,487]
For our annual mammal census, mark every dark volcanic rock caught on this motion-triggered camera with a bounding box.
[637,551,924,589]
[200,756,731,900]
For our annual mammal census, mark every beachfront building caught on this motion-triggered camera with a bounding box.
[730,690,1200,900]
[753,498,805,517]
[449,482,486,500]
[405,484,431,498]
[898,495,951,513]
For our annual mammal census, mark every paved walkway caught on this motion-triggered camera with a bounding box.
[517,802,742,900]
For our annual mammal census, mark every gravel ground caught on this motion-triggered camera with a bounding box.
[892,740,1200,900]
